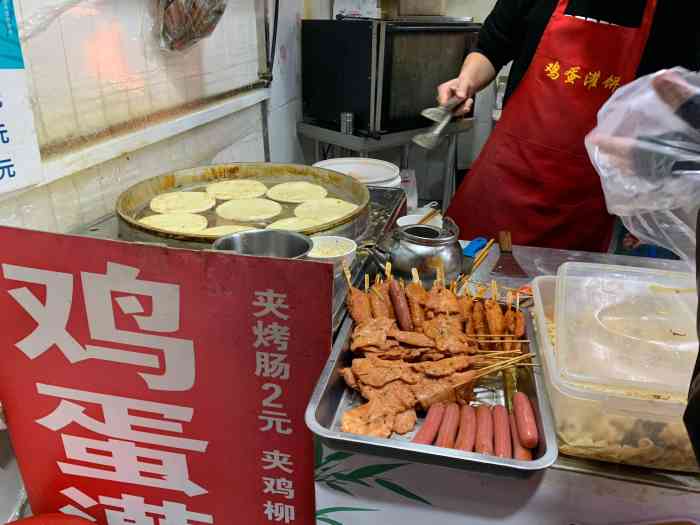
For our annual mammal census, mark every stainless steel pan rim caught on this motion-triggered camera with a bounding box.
[116,163,371,246]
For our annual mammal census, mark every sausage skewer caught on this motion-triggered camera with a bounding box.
[389,276,415,331]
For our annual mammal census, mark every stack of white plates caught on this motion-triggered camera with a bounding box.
[313,158,401,188]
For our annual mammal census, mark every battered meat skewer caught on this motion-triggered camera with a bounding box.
[484,282,506,352]
[405,269,429,331]
[343,263,373,324]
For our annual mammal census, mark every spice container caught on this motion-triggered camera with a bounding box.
[532,263,700,472]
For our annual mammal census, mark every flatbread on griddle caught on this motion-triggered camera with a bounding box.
[200,225,255,236]
[140,213,208,233]
[294,198,358,222]
[266,217,325,231]
[266,181,328,203]
[206,180,268,200]
[215,198,282,222]
[150,191,215,214]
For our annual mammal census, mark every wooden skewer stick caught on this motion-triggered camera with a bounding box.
[364,274,370,292]
[418,208,440,225]
[341,262,353,288]
[375,274,381,286]
[412,268,420,284]
[469,238,495,278]
[473,353,534,380]
[385,262,393,280]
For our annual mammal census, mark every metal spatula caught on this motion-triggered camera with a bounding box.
[413,111,453,150]
[421,97,463,123]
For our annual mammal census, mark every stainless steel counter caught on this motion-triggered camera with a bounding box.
[64,212,700,494]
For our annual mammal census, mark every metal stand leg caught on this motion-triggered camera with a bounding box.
[442,136,457,213]
[400,144,411,170]
[314,140,321,163]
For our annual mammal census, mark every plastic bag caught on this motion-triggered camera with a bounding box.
[19,0,89,41]
[156,0,228,52]
[586,67,700,269]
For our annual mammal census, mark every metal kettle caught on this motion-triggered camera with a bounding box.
[368,217,464,285]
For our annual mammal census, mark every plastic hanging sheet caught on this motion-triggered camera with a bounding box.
[586,67,700,270]
[156,0,228,52]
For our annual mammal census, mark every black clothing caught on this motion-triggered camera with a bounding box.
[474,0,700,103]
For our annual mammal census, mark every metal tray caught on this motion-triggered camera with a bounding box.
[116,163,371,249]
[306,311,559,477]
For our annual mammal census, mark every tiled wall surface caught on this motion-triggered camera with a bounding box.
[0,1,267,236]
[267,0,304,163]
[0,105,264,233]
[17,0,261,149]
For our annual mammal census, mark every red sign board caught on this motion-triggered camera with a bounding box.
[0,226,333,524]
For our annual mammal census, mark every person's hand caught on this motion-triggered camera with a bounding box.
[652,70,700,129]
[437,74,476,116]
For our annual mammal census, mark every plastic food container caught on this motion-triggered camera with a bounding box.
[307,236,357,275]
[532,263,700,473]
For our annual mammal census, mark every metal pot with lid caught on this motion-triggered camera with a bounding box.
[369,217,464,285]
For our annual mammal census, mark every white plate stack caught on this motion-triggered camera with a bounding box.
[313,158,401,189]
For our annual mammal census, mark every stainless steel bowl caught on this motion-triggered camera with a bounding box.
[213,230,313,260]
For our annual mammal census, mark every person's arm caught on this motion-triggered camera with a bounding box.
[437,0,534,115]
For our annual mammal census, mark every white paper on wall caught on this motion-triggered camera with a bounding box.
[0,0,43,195]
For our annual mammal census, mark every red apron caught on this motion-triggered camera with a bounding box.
[447,0,658,251]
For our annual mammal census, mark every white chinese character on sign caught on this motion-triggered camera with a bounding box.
[259,411,292,435]
[59,486,98,522]
[3,262,195,391]
[101,493,213,525]
[253,290,289,320]
[255,353,289,380]
[59,435,206,496]
[82,263,194,391]
[263,502,295,523]
[261,450,293,474]
[2,265,83,362]
[253,322,290,351]
[36,384,208,452]
[262,477,295,500]
[59,487,213,525]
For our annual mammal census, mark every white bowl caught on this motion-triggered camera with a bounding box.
[307,236,357,273]
[396,213,443,228]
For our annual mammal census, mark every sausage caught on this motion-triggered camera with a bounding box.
[347,287,372,324]
[454,405,476,452]
[474,405,494,455]
[369,288,391,319]
[412,403,445,445]
[389,280,414,331]
[513,392,539,449]
[510,414,533,461]
[492,405,512,459]
[435,403,460,448]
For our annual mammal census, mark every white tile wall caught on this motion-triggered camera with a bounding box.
[267,0,305,163]
[17,0,261,148]
[0,105,264,233]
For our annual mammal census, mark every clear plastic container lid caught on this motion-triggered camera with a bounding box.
[555,262,698,399]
